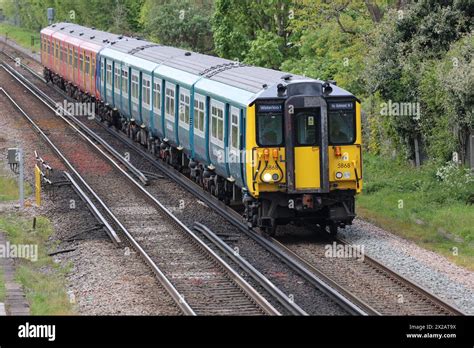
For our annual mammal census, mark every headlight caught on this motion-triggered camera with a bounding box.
[263,173,272,182]
[335,172,343,179]
[272,173,279,181]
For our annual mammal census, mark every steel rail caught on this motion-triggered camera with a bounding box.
[337,237,466,316]
[1,65,280,316]
[62,171,119,242]
[0,77,196,316]
[92,119,375,315]
[194,222,308,316]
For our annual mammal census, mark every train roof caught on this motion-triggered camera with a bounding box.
[43,22,122,47]
[42,23,356,102]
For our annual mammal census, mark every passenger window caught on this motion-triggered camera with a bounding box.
[230,107,240,149]
[179,89,190,126]
[165,83,176,120]
[142,78,151,108]
[211,101,224,143]
[153,80,161,113]
[114,66,120,89]
[193,94,205,135]
[131,73,139,100]
[121,68,128,94]
[106,63,112,86]
[85,55,90,75]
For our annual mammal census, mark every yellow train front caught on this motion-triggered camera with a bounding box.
[243,80,362,235]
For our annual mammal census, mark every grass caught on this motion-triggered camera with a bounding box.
[357,153,474,270]
[0,268,5,302]
[0,214,73,314]
[0,169,32,202]
[0,23,41,52]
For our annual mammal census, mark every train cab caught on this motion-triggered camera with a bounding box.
[244,80,362,235]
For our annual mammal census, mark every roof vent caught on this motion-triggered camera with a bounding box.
[60,27,65,30]
[90,36,95,39]
[52,24,56,27]
[69,30,74,33]
[262,84,268,89]
[91,27,96,30]
[111,41,116,45]
[281,74,292,81]
[185,52,191,56]
[79,32,84,36]
[118,36,123,39]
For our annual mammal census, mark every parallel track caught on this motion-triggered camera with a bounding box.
[0,62,281,316]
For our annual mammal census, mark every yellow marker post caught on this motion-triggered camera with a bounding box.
[34,164,41,206]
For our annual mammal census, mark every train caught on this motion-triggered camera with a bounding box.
[40,23,362,236]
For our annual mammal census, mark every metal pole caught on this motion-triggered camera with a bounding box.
[414,136,420,167]
[18,148,24,208]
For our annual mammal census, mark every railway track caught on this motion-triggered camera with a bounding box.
[0,62,283,316]
[0,44,465,316]
[273,234,465,315]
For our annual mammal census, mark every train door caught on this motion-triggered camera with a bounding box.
[284,96,329,193]
[293,108,321,189]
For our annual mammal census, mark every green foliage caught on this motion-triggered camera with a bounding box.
[140,0,214,53]
[281,22,368,96]
[0,169,32,201]
[212,0,292,63]
[244,30,284,69]
[0,214,73,314]
[358,153,474,269]
[0,0,142,33]
[364,1,473,162]
[212,0,251,60]
[363,154,474,205]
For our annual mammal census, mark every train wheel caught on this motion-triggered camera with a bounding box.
[328,223,338,237]
[262,225,277,237]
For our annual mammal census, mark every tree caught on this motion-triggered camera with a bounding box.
[364,0,472,162]
[140,0,214,53]
[212,0,292,63]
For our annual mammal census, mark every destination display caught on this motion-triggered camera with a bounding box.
[257,104,283,113]
[328,102,354,110]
